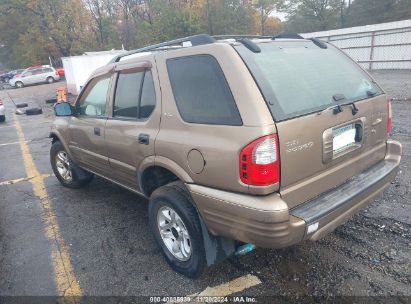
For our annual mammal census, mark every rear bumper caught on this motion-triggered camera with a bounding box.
[188,140,402,248]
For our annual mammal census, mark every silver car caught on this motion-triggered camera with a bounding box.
[10,66,60,88]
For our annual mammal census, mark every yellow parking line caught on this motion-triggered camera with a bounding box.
[191,274,261,297]
[13,113,82,297]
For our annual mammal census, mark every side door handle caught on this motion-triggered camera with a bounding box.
[138,133,149,145]
[94,127,101,136]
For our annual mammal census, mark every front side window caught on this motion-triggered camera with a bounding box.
[167,55,242,126]
[113,70,156,120]
[78,75,111,117]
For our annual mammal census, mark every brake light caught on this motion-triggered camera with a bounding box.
[0,101,3,106]
[55,71,59,76]
[387,98,392,134]
[240,134,280,186]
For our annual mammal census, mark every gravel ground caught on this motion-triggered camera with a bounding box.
[0,71,410,299]
[370,70,411,101]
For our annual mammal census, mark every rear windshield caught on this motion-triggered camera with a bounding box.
[235,42,383,121]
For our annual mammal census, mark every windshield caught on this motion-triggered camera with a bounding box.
[235,41,383,121]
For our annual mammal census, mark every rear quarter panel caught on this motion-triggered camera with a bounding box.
[154,44,276,194]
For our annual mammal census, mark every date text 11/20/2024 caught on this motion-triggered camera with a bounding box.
[149,296,257,303]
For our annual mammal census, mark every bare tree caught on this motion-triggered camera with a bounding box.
[85,0,105,45]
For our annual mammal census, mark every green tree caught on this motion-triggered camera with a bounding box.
[0,0,98,67]
[345,0,411,27]
[282,0,343,32]
[252,0,284,35]
[203,0,255,35]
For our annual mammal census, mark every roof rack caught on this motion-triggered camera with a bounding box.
[213,35,273,40]
[109,32,326,64]
[109,34,216,63]
[273,32,304,40]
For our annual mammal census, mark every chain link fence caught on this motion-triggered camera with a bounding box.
[302,20,411,70]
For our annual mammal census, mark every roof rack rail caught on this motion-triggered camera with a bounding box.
[213,35,273,40]
[309,37,328,49]
[272,32,304,40]
[109,34,216,63]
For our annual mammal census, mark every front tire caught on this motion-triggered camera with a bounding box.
[50,140,93,188]
[149,182,206,278]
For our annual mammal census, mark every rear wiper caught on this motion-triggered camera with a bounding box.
[319,102,359,116]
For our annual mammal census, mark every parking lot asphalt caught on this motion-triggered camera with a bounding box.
[0,75,410,299]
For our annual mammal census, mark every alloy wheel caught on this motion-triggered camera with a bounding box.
[157,206,192,261]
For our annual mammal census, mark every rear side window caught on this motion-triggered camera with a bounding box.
[32,69,43,75]
[140,71,156,119]
[43,68,53,73]
[167,55,242,125]
[113,70,156,120]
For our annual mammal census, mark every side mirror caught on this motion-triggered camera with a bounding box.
[54,102,74,116]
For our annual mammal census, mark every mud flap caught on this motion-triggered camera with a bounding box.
[68,156,93,181]
[199,215,236,266]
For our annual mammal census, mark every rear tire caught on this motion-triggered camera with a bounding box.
[47,77,55,84]
[149,181,206,278]
[0,115,5,122]
[50,140,94,188]
[15,81,24,88]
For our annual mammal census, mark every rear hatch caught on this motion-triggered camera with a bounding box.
[235,40,388,208]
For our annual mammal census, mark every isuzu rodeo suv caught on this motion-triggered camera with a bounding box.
[50,34,402,278]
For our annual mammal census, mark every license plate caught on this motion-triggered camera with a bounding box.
[333,124,356,153]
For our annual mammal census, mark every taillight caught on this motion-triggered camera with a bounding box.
[240,134,280,186]
[55,71,59,75]
[387,98,392,134]
[0,101,3,106]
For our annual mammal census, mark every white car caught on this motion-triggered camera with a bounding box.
[0,98,5,122]
[10,66,60,88]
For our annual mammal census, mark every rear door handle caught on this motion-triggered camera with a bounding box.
[138,133,149,145]
[94,127,101,136]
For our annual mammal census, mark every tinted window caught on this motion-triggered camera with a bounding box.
[235,43,383,121]
[140,71,156,119]
[43,68,53,73]
[23,71,32,76]
[167,55,242,125]
[114,71,144,119]
[32,69,43,75]
[79,75,111,117]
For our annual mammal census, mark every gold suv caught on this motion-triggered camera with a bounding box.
[50,34,402,278]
